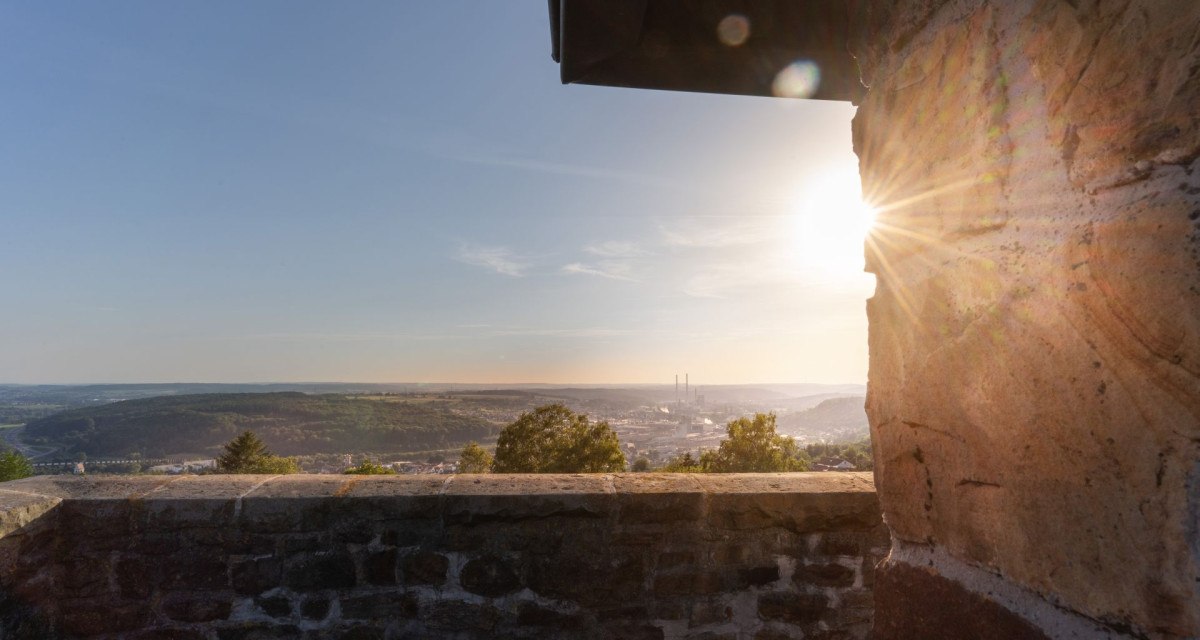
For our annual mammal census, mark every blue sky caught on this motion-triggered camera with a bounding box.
[0,1,873,385]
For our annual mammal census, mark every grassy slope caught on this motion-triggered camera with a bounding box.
[23,392,497,458]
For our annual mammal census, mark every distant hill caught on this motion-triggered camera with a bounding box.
[23,393,497,458]
[777,396,868,441]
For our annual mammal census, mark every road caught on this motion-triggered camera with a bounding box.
[0,425,57,459]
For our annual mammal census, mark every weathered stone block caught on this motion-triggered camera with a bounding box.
[254,595,291,618]
[652,571,722,597]
[794,562,856,588]
[339,592,418,620]
[461,554,521,597]
[283,551,356,591]
[161,593,232,623]
[300,596,331,621]
[215,623,303,640]
[757,592,828,625]
[61,600,149,636]
[362,548,397,586]
[334,625,386,640]
[401,550,448,586]
[739,565,780,587]
[423,600,504,632]
[231,556,283,596]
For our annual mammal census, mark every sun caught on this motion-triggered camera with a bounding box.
[789,167,877,284]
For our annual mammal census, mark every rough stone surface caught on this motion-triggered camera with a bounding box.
[0,473,886,639]
[852,0,1200,637]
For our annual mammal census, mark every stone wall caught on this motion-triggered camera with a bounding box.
[851,1,1200,638]
[0,473,886,639]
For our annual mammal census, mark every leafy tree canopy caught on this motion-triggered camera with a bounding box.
[457,442,493,473]
[216,430,299,474]
[0,450,33,482]
[700,413,810,472]
[492,404,626,473]
[662,451,703,473]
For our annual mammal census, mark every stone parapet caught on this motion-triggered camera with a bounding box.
[0,472,885,639]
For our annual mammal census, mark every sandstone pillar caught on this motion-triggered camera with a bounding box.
[852,1,1200,637]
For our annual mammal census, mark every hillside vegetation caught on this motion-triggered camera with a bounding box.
[23,393,497,458]
[776,396,868,440]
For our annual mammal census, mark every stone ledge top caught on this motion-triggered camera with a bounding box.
[0,471,875,502]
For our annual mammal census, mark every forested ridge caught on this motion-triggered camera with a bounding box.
[23,393,497,457]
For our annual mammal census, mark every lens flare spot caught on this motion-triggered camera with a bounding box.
[772,60,821,99]
[717,15,751,47]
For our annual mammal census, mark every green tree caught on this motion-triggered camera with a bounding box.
[457,442,493,473]
[344,460,396,475]
[0,450,33,482]
[662,451,702,472]
[632,457,651,472]
[492,404,626,473]
[216,430,299,474]
[701,413,810,472]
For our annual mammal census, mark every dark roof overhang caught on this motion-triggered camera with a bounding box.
[548,0,864,102]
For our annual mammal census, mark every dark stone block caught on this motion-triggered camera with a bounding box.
[255,595,292,618]
[516,602,583,627]
[402,551,449,586]
[131,630,209,640]
[656,551,695,569]
[61,600,149,636]
[335,626,386,640]
[116,556,154,599]
[758,592,829,624]
[690,599,734,626]
[216,623,303,640]
[618,493,703,524]
[333,526,375,545]
[754,629,798,640]
[713,545,746,565]
[301,597,331,620]
[740,565,781,587]
[232,556,283,596]
[282,536,325,554]
[652,571,722,597]
[61,556,111,597]
[527,554,645,606]
[461,555,521,597]
[363,548,398,586]
[815,532,864,556]
[379,522,440,548]
[425,601,504,632]
[283,551,356,591]
[601,621,664,640]
[163,552,228,589]
[162,593,232,623]
[874,561,1051,640]
[795,562,856,588]
[340,592,418,620]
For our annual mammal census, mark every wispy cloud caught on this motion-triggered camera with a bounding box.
[562,261,638,282]
[488,327,637,338]
[682,259,798,298]
[454,243,530,277]
[443,153,684,191]
[583,240,647,258]
[659,218,778,248]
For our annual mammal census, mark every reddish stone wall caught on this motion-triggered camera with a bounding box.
[0,473,885,639]
[852,0,1200,637]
